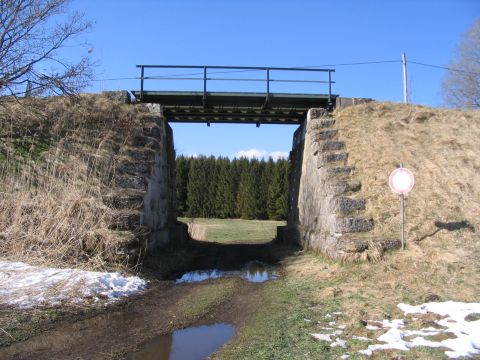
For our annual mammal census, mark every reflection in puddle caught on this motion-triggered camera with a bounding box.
[129,323,235,360]
[176,261,278,284]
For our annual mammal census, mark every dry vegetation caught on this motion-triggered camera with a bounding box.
[335,102,479,242]
[185,219,208,241]
[277,102,480,356]
[329,101,480,304]
[0,95,142,270]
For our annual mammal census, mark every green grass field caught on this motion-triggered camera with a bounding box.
[178,218,285,243]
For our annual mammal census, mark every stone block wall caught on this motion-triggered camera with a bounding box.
[279,108,399,261]
[107,106,187,261]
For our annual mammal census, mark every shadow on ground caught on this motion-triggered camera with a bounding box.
[415,219,475,243]
[142,237,300,280]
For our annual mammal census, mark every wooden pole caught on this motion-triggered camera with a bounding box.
[402,53,408,104]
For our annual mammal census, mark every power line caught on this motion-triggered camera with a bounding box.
[303,60,401,68]
[90,59,479,83]
[91,76,139,82]
[92,60,402,82]
[408,60,480,75]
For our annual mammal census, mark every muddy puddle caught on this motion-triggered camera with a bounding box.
[176,261,278,284]
[129,323,235,360]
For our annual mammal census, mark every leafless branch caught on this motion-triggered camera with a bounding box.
[0,0,92,101]
[442,19,480,109]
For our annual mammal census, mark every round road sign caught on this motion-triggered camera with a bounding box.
[389,167,415,194]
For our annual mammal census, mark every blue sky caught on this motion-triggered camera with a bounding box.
[69,0,478,158]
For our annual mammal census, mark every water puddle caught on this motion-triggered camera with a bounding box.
[176,261,278,284]
[129,323,235,360]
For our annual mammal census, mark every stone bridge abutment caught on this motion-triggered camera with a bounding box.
[104,91,399,262]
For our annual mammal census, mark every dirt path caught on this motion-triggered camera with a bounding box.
[0,277,265,360]
[0,240,297,360]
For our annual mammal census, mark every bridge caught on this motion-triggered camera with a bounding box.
[131,65,337,125]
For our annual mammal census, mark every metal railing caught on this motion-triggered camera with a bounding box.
[135,65,335,105]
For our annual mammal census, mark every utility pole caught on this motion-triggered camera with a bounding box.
[402,52,408,104]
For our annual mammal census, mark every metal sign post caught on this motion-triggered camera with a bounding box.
[389,164,415,250]
[400,191,405,250]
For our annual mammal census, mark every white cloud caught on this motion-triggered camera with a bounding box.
[269,151,289,161]
[235,148,267,159]
[234,149,288,161]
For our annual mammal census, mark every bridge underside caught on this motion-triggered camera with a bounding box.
[131,91,337,125]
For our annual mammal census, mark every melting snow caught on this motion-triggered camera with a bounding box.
[359,301,480,359]
[0,261,148,308]
[311,333,332,342]
[331,338,347,348]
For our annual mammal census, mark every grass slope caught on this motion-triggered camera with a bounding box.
[335,102,480,241]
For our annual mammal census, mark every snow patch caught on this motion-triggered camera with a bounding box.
[311,333,332,342]
[331,338,347,348]
[0,261,148,308]
[359,301,480,359]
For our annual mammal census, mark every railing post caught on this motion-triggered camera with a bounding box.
[203,66,207,108]
[263,68,270,110]
[140,65,145,102]
[266,68,270,97]
[328,70,332,106]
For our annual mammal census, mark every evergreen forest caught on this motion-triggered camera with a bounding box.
[176,156,290,220]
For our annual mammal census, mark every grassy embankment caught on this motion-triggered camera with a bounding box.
[0,95,145,271]
[212,102,480,359]
[0,95,151,347]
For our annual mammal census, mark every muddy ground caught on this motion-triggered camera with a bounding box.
[0,239,298,360]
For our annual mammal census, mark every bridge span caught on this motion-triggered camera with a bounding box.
[131,65,337,126]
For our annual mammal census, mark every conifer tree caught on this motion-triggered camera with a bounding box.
[267,161,284,220]
[259,158,275,220]
[215,157,236,218]
[175,155,189,216]
[279,159,290,219]
[178,155,290,220]
[186,156,208,217]
[204,156,218,217]
[236,160,258,219]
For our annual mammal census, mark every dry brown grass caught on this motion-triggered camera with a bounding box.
[334,102,480,241]
[186,220,207,241]
[0,95,142,270]
[280,102,480,357]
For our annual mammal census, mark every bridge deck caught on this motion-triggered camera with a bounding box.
[131,90,337,125]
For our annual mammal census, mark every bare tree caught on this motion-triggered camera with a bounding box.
[0,0,92,100]
[442,19,480,109]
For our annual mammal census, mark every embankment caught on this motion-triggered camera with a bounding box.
[281,102,479,261]
[0,94,185,270]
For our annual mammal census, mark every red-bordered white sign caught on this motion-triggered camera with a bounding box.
[389,168,415,194]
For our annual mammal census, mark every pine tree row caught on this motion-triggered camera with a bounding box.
[176,155,290,220]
